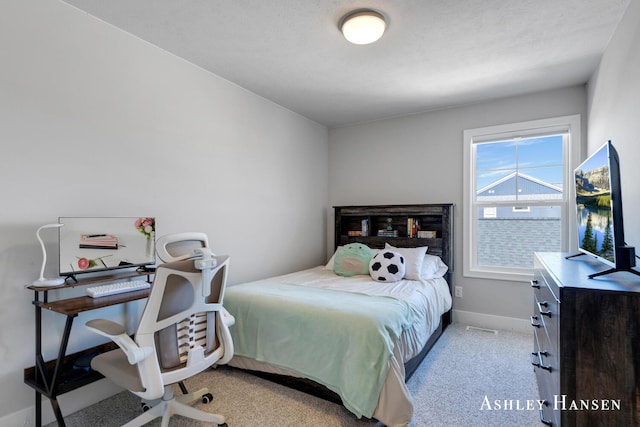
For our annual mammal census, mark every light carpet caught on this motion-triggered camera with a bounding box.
[48,323,540,426]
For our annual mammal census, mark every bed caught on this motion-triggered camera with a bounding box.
[223,204,454,427]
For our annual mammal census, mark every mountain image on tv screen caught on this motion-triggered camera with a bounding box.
[575,153,615,264]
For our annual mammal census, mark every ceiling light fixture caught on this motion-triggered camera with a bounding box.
[340,10,386,45]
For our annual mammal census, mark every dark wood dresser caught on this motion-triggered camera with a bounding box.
[532,252,640,426]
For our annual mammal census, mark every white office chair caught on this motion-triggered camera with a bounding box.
[86,248,233,427]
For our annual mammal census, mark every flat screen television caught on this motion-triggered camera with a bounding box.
[573,141,637,278]
[58,217,156,279]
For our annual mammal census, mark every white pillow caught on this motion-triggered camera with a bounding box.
[421,254,449,279]
[324,247,341,270]
[384,243,427,280]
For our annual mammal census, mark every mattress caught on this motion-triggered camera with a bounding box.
[224,266,452,427]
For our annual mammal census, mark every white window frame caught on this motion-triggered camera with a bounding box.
[463,115,581,282]
[512,206,531,213]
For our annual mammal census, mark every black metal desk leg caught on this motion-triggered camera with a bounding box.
[34,294,43,426]
[50,397,65,427]
[47,316,74,426]
[35,390,42,427]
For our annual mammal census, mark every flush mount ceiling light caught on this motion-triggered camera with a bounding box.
[340,10,386,45]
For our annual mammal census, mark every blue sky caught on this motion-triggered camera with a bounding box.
[476,135,564,191]
[578,141,609,173]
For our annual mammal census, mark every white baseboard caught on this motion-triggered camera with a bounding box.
[1,380,121,427]
[0,406,34,427]
[452,309,532,334]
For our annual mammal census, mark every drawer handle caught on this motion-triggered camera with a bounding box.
[539,401,553,425]
[537,301,552,317]
[530,315,541,328]
[530,279,541,289]
[530,351,552,372]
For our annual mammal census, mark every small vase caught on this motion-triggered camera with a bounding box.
[146,231,155,259]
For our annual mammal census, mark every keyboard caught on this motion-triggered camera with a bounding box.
[86,280,151,298]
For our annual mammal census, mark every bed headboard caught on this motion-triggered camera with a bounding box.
[333,204,454,273]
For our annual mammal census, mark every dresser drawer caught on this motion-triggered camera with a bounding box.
[535,288,558,344]
[532,270,559,345]
[532,265,561,426]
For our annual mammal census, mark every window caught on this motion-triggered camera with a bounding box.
[463,115,580,281]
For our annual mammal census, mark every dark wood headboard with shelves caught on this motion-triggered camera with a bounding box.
[334,203,454,273]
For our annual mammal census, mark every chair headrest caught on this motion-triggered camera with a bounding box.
[158,248,218,274]
[155,232,210,263]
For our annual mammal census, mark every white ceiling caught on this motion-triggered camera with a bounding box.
[62,0,630,128]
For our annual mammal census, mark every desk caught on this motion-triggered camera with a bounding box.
[24,270,153,427]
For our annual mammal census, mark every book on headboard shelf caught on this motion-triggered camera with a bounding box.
[418,230,436,238]
[407,218,421,238]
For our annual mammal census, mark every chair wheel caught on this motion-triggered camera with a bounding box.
[202,392,213,404]
[141,402,151,412]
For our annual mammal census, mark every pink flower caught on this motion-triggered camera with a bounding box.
[135,217,155,239]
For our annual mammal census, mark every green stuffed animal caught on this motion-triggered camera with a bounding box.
[333,243,374,276]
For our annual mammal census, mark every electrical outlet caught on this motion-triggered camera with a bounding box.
[454,286,463,298]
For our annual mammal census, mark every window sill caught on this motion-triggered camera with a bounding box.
[463,266,534,283]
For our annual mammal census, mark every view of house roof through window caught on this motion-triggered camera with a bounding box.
[475,135,564,200]
[472,134,566,270]
[477,171,562,201]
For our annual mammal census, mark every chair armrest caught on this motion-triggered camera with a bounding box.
[222,307,235,327]
[86,318,126,336]
[86,319,154,364]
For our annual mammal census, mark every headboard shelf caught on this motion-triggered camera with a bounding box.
[334,203,454,272]
[338,235,444,253]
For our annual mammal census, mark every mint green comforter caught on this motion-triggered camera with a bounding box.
[224,282,414,418]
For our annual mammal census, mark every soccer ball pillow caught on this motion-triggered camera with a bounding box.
[369,250,405,282]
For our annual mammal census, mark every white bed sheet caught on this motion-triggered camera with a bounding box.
[225,266,452,426]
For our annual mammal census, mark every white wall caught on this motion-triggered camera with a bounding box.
[587,0,640,253]
[329,86,588,331]
[0,0,328,423]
